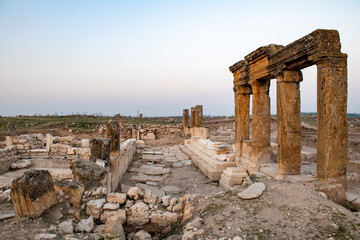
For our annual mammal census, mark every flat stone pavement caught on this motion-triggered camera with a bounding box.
[121,144,223,197]
[0,157,71,189]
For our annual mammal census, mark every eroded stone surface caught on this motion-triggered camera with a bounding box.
[127,202,149,225]
[70,159,107,188]
[237,182,266,200]
[90,138,110,162]
[11,170,57,217]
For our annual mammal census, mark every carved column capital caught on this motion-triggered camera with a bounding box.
[277,70,303,83]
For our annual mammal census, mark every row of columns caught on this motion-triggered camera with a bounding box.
[183,105,203,129]
[234,57,347,183]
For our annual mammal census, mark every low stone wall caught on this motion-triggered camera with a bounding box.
[49,144,91,159]
[53,136,82,148]
[119,123,182,141]
[0,146,18,174]
[108,139,137,192]
[7,134,46,154]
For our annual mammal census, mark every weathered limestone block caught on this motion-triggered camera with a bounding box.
[90,138,110,162]
[11,170,57,217]
[141,132,156,140]
[276,70,302,175]
[127,187,143,200]
[100,209,126,223]
[127,202,149,225]
[77,216,94,233]
[190,127,210,140]
[137,165,171,175]
[151,211,178,227]
[315,181,346,204]
[103,214,126,238]
[81,139,90,148]
[6,121,17,136]
[133,230,152,240]
[107,192,127,204]
[70,159,107,188]
[108,120,120,153]
[182,194,204,222]
[86,198,106,219]
[54,179,85,208]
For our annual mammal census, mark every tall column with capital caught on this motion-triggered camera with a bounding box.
[276,70,302,175]
[317,56,348,187]
[250,80,271,167]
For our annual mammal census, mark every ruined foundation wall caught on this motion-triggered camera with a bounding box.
[0,146,18,174]
[120,124,182,140]
[49,144,90,159]
[7,134,46,154]
[108,139,137,192]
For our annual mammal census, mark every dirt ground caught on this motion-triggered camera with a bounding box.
[0,116,360,240]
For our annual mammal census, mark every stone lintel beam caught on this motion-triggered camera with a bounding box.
[229,29,346,85]
[277,70,302,176]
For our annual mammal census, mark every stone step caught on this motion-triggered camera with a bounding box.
[219,179,231,191]
[184,143,235,170]
[141,155,163,162]
[192,141,234,162]
[181,144,223,181]
[130,173,168,183]
[220,174,243,186]
[135,183,165,197]
[142,151,163,155]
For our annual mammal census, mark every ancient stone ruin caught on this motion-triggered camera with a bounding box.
[0,29,359,239]
[229,29,348,189]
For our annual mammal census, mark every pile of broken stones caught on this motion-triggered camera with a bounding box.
[54,185,204,240]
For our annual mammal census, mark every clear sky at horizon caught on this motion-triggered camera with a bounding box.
[0,0,359,116]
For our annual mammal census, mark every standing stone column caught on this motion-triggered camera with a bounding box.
[276,70,302,175]
[234,85,252,157]
[194,105,203,127]
[190,107,196,128]
[316,56,348,186]
[182,109,189,129]
[238,85,252,143]
[107,120,120,153]
[250,79,271,167]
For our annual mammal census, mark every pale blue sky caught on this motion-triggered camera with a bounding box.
[0,0,359,116]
